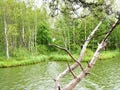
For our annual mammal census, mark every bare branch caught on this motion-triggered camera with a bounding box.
[63,19,120,90]
[67,62,77,79]
[68,18,104,70]
[86,61,90,67]
[103,19,120,42]
[51,18,104,90]
[49,44,85,72]
[48,44,76,61]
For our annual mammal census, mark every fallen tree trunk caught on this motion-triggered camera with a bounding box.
[53,18,104,90]
[50,18,120,90]
[63,19,120,90]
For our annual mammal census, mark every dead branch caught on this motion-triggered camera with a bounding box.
[63,41,108,90]
[103,19,120,42]
[49,44,85,90]
[48,44,76,61]
[49,44,84,72]
[50,18,104,90]
[67,62,77,79]
[63,19,120,90]
[87,61,91,68]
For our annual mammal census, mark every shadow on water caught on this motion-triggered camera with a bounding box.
[0,56,120,90]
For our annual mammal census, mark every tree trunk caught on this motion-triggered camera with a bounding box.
[29,25,31,52]
[3,9,9,59]
[31,28,34,53]
[84,19,87,40]
[22,20,25,46]
[63,29,67,49]
[63,40,106,90]
[34,10,37,53]
[54,19,104,90]
[63,19,120,90]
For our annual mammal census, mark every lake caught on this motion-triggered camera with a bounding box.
[0,56,120,90]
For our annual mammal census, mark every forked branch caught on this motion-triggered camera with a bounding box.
[49,44,84,72]
[48,44,76,61]
[63,19,120,90]
[49,18,104,90]
[67,62,77,79]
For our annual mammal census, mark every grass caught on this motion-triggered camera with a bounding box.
[49,49,94,62]
[0,55,48,68]
[49,54,72,61]
[0,50,119,68]
[99,50,120,60]
[49,50,120,62]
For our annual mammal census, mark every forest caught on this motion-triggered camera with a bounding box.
[0,0,120,90]
[0,0,119,60]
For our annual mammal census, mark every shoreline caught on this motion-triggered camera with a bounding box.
[0,51,119,68]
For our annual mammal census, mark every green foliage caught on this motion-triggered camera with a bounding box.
[99,50,120,60]
[0,50,119,68]
[37,22,51,46]
[37,45,48,54]
[0,55,48,68]
[70,44,81,54]
[49,54,72,61]
[0,0,120,63]
[10,48,30,60]
[109,25,120,49]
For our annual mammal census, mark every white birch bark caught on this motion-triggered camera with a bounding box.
[3,9,9,59]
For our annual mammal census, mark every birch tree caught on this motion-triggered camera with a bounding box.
[3,8,9,59]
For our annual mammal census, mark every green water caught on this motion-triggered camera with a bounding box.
[0,57,120,90]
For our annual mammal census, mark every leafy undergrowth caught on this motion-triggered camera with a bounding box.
[49,49,94,62]
[49,50,119,62]
[0,55,48,68]
[99,50,120,60]
[0,50,119,68]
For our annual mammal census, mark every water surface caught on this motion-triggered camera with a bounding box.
[0,56,120,90]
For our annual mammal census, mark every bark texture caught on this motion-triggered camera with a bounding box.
[3,9,9,59]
